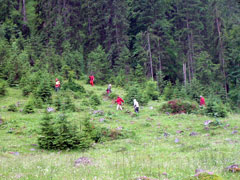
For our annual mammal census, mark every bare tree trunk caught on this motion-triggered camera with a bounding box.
[147,31,154,80]
[22,0,27,23]
[215,6,228,98]
[157,39,162,71]
[183,62,187,87]
[190,31,195,76]
[115,14,119,46]
[186,18,193,81]
[187,58,191,83]
[88,0,91,35]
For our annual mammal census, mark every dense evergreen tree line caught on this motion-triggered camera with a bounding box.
[0,0,239,109]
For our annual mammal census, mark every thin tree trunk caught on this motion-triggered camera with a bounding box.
[190,31,195,76]
[147,31,153,80]
[88,0,91,35]
[186,18,193,81]
[183,62,187,87]
[187,58,191,83]
[115,14,119,46]
[22,0,27,23]
[158,39,162,71]
[215,6,228,98]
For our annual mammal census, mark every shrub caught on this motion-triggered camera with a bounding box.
[205,101,227,118]
[228,87,240,111]
[38,113,92,150]
[163,81,174,100]
[187,173,223,180]
[62,95,76,112]
[54,96,62,111]
[83,118,134,142]
[83,118,106,143]
[54,94,75,112]
[114,70,126,87]
[33,97,43,109]
[185,78,204,101]
[90,94,101,107]
[23,101,35,114]
[37,113,56,149]
[156,70,166,94]
[108,92,118,100]
[62,81,86,93]
[81,99,89,106]
[160,99,197,114]
[125,84,149,105]
[7,104,17,112]
[35,80,52,103]
[0,80,7,96]
[22,85,32,96]
[145,80,159,100]
[73,92,84,99]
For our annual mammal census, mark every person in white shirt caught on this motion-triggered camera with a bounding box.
[133,99,139,113]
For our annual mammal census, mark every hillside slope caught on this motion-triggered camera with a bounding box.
[0,83,239,180]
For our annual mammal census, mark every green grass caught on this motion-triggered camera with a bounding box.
[0,83,239,180]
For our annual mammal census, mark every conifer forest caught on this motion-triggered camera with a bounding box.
[0,0,239,106]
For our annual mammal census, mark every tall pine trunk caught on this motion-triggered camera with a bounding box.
[22,0,27,23]
[183,62,187,86]
[186,18,194,82]
[214,5,228,98]
[147,31,153,80]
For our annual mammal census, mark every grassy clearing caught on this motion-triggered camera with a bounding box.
[0,83,239,180]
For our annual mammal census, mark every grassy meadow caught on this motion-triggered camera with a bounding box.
[0,83,239,180]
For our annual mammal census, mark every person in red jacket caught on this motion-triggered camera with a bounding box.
[55,78,60,92]
[200,96,206,106]
[115,96,124,110]
[89,75,95,86]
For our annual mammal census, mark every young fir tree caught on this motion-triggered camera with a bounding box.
[38,112,56,150]
[87,45,111,84]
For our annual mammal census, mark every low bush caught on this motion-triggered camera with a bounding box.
[90,94,101,107]
[145,80,159,100]
[35,80,52,103]
[23,101,35,114]
[108,92,118,100]
[62,81,86,93]
[125,84,149,105]
[54,96,62,111]
[81,99,89,106]
[0,79,7,96]
[38,113,92,150]
[73,92,84,99]
[7,104,17,112]
[162,81,174,100]
[33,97,43,109]
[160,99,197,114]
[114,70,126,87]
[62,95,76,112]
[83,118,134,143]
[22,85,32,96]
[205,101,227,118]
[187,173,223,180]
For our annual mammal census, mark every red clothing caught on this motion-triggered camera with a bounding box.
[89,75,94,81]
[200,97,206,106]
[89,75,94,86]
[115,97,124,105]
[55,80,60,88]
